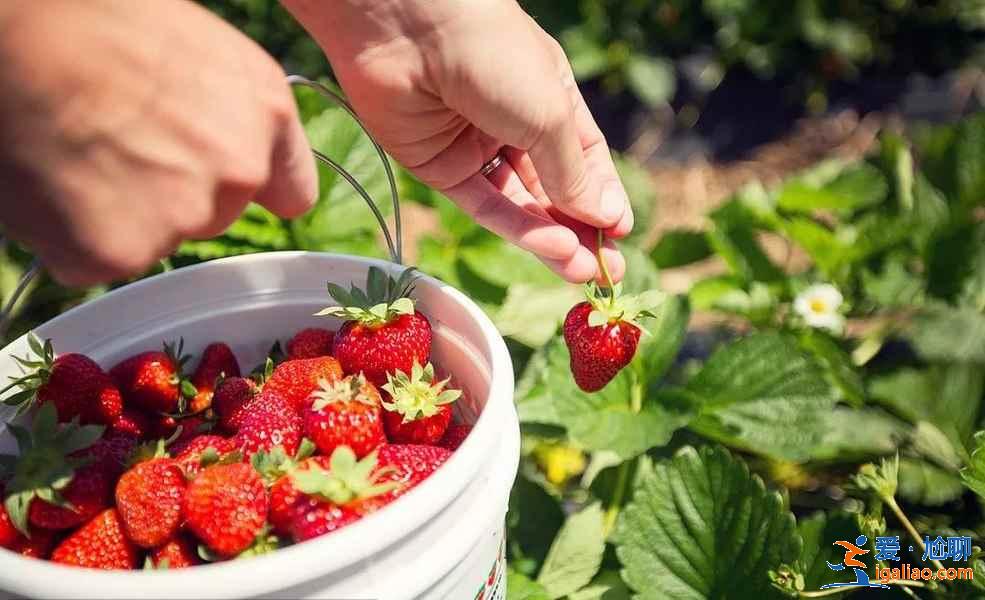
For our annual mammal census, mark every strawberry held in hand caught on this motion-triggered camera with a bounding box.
[563,281,663,393]
[381,362,461,445]
[319,267,431,387]
[2,334,122,425]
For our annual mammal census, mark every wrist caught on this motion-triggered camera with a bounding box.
[280,0,493,63]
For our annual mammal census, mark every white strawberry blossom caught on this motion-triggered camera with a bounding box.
[794,284,845,333]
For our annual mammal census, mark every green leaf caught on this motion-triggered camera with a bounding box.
[567,571,632,600]
[561,26,608,80]
[961,432,985,500]
[861,257,925,308]
[777,162,888,214]
[507,475,565,573]
[707,201,783,284]
[919,112,985,210]
[536,502,605,599]
[791,511,863,590]
[634,295,689,384]
[687,333,838,461]
[495,284,584,348]
[797,329,864,406]
[516,335,696,459]
[460,234,559,290]
[614,445,799,600]
[898,457,966,506]
[688,276,744,311]
[650,230,712,268]
[613,155,656,245]
[290,105,394,256]
[507,570,551,600]
[870,364,984,451]
[624,55,675,109]
[808,408,907,462]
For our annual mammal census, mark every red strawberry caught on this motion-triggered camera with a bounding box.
[81,432,139,476]
[284,444,450,542]
[0,487,19,549]
[109,408,151,439]
[304,375,385,459]
[380,362,460,445]
[234,392,303,456]
[147,535,200,569]
[213,376,258,433]
[1,405,109,535]
[174,434,238,478]
[376,443,451,489]
[115,457,186,548]
[320,267,432,387]
[190,342,241,413]
[8,528,56,559]
[184,463,268,557]
[28,465,112,531]
[51,508,138,569]
[110,340,196,413]
[2,335,122,425]
[263,357,343,413]
[267,455,330,537]
[563,284,662,392]
[286,328,335,359]
[439,423,473,451]
[168,416,214,450]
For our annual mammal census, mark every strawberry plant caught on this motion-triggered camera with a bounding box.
[501,113,985,598]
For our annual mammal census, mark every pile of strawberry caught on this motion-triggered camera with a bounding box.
[0,267,471,570]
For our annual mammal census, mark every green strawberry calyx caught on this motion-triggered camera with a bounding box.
[163,338,198,412]
[310,375,377,411]
[0,403,104,536]
[381,361,461,424]
[316,266,418,327]
[584,282,665,330]
[290,446,398,505]
[0,333,56,416]
[249,439,315,486]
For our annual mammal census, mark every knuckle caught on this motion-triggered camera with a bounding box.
[519,103,571,151]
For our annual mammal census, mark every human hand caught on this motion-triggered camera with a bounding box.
[281,0,631,283]
[0,0,317,286]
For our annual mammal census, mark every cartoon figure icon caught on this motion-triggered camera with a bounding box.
[821,535,891,590]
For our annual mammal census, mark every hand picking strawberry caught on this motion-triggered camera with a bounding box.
[318,267,432,387]
[563,230,664,392]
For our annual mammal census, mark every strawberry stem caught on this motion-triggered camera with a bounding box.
[595,229,616,309]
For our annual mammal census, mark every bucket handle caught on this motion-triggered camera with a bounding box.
[287,75,403,266]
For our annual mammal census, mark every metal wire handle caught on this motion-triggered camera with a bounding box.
[287,75,403,265]
[0,234,41,340]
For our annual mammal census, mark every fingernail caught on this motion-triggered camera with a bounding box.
[601,181,627,224]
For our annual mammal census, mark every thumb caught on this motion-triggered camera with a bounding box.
[255,105,318,218]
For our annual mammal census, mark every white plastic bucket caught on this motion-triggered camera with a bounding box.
[0,252,520,599]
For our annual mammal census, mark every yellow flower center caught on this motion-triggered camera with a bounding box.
[809,298,827,314]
